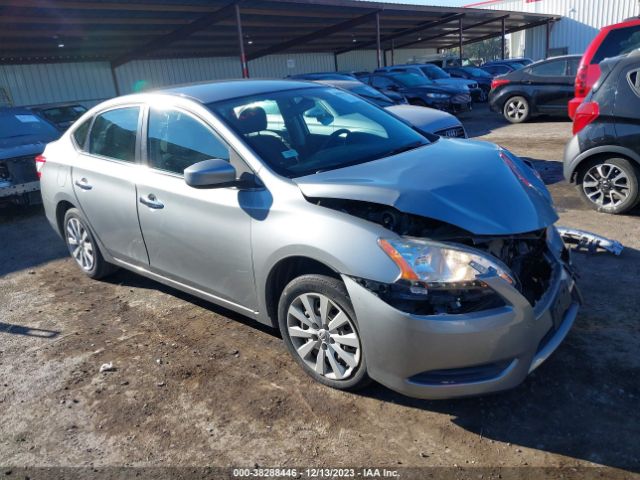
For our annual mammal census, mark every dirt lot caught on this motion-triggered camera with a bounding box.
[1,105,639,479]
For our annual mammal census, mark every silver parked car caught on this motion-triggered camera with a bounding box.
[40,80,580,399]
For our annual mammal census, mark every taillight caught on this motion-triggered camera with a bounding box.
[575,64,589,97]
[491,78,510,90]
[35,154,46,178]
[573,101,599,134]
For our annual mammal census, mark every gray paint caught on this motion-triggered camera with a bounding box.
[40,81,578,399]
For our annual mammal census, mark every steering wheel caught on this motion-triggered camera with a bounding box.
[321,128,351,150]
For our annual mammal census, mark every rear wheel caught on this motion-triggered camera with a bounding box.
[63,208,117,279]
[503,96,530,123]
[278,274,370,391]
[576,157,640,214]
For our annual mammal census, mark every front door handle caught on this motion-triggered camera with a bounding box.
[74,178,93,190]
[139,193,164,209]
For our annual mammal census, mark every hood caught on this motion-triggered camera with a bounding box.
[385,105,460,133]
[433,78,473,89]
[294,139,558,236]
[0,137,52,161]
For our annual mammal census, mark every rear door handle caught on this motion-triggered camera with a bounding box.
[139,193,164,209]
[74,178,93,190]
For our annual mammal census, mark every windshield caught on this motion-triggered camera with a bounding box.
[0,111,60,139]
[465,67,492,78]
[420,65,450,79]
[39,105,87,125]
[208,87,429,178]
[390,73,431,87]
[349,85,395,107]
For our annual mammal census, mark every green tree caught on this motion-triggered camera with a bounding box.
[444,37,509,65]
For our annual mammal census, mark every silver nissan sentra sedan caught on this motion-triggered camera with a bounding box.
[39,80,581,399]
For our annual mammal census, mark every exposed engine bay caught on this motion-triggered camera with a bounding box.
[311,198,555,314]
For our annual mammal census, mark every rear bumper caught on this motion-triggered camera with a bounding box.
[343,262,580,400]
[0,180,40,198]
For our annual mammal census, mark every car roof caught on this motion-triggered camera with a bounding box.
[160,79,323,104]
[0,106,40,115]
[28,102,86,110]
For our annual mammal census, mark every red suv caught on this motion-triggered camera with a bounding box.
[568,18,640,119]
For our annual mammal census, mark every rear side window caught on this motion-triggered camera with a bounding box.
[72,117,91,150]
[89,107,139,162]
[530,59,567,76]
[593,25,640,64]
[147,107,229,175]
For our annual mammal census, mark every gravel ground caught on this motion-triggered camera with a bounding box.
[1,105,639,479]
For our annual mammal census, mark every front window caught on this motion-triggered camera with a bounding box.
[208,87,429,178]
[420,65,450,79]
[147,107,229,175]
[0,111,59,140]
[39,105,87,126]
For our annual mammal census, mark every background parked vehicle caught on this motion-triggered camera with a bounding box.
[564,51,640,214]
[315,79,466,138]
[481,63,518,77]
[287,72,356,81]
[569,18,640,119]
[483,58,533,70]
[377,64,484,102]
[0,107,60,205]
[313,79,407,106]
[446,66,493,101]
[361,72,472,113]
[30,102,88,131]
[489,55,581,123]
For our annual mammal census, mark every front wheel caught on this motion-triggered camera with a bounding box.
[576,157,640,214]
[503,95,530,123]
[278,274,371,391]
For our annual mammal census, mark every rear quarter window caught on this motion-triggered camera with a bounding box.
[72,117,92,150]
[593,25,640,64]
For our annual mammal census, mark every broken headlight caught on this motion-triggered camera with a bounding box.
[378,237,515,291]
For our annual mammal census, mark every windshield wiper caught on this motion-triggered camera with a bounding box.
[385,141,427,157]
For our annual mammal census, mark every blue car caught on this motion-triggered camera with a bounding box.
[377,64,483,102]
[445,66,494,102]
[0,107,60,205]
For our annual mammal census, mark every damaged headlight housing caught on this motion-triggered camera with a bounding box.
[378,237,515,292]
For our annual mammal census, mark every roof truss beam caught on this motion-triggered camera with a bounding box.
[111,1,241,67]
[246,10,381,61]
[335,12,464,55]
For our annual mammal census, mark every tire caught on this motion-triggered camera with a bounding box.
[63,208,117,279]
[278,274,371,391]
[503,95,530,123]
[576,157,640,214]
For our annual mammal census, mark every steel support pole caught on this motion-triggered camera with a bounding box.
[458,17,463,62]
[334,52,339,71]
[235,4,249,78]
[545,20,551,59]
[501,17,506,59]
[375,12,382,68]
[390,39,395,65]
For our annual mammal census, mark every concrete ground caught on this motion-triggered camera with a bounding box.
[1,105,639,479]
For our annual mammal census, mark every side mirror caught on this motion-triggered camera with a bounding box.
[184,159,236,188]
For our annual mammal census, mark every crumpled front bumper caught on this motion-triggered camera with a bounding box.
[343,262,580,400]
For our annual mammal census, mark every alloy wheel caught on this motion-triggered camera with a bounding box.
[505,98,528,120]
[582,163,630,208]
[286,292,361,381]
[66,217,95,271]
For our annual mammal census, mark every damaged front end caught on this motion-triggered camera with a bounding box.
[309,198,568,315]
[0,155,41,205]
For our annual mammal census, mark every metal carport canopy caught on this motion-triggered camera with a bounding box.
[0,0,560,68]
